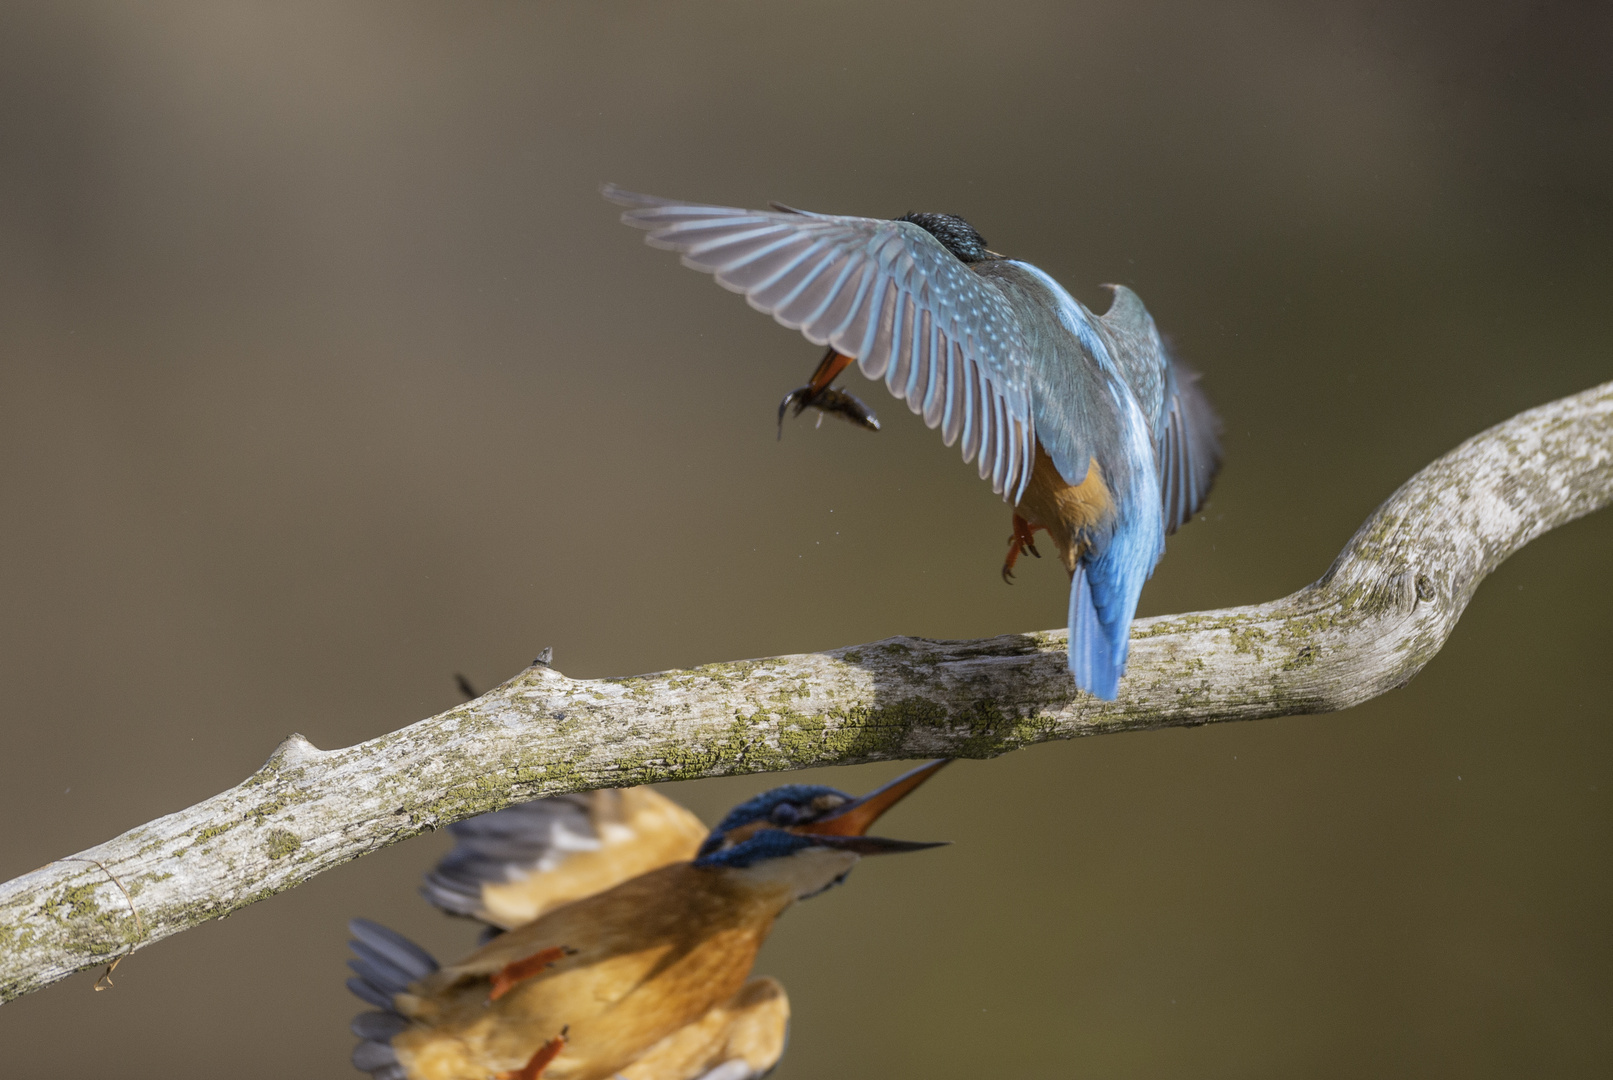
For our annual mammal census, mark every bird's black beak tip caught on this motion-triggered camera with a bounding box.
[812,835,950,856]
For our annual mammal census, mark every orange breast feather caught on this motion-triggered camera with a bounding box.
[1015,443,1113,572]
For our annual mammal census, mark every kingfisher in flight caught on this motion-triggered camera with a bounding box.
[345,761,948,1080]
[605,186,1221,699]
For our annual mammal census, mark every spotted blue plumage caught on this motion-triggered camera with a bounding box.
[707,785,847,834]
[696,784,849,861]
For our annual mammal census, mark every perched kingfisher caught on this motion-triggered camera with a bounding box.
[605,187,1221,699]
[345,761,949,1080]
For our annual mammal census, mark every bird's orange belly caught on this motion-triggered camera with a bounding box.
[1014,444,1112,572]
[392,928,768,1080]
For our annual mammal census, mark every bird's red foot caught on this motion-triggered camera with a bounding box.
[1001,514,1043,583]
[496,1029,567,1080]
[489,946,573,1001]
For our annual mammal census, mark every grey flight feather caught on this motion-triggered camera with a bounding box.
[420,795,600,919]
[346,918,438,1080]
[350,917,438,980]
[604,185,1036,501]
[1157,357,1222,533]
[351,1012,410,1041]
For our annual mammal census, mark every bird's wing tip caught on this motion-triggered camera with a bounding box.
[601,182,680,209]
[767,199,826,217]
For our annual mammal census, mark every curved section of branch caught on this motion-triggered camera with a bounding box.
[3,381,1610,1003]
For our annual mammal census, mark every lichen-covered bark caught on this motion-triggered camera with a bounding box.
[2,381,1609,1004]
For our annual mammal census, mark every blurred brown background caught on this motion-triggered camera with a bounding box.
[1,2,1609,1077]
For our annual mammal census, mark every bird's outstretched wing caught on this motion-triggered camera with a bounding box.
[421,787,708,930]
[605,185,1036,501]
[1157,358,1222,533]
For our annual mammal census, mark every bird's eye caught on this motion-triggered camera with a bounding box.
[769,803,800,825]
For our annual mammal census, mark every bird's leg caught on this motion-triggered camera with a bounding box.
[1001,514,1044,583]
[489,946,574,1001]
[496,1028,568,1080]
[778,349,879,436]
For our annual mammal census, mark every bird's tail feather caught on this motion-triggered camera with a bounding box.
[346,917,438,1080]
[1068,562,1121,700]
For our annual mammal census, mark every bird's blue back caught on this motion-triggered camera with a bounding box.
[979,262,1170,698]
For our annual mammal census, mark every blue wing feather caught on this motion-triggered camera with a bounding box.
[606,185,1036,500]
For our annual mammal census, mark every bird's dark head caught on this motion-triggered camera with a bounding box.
[693,760,949,896]
[896,212,994,263]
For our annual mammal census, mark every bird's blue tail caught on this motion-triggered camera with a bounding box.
[1067,510,1160,700]
[1068,562,1121,700]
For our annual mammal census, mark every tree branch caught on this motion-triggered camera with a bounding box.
[3,381,1610,1004]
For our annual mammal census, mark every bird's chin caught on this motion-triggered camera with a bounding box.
[731,845,862,901]
[797,869,853,900]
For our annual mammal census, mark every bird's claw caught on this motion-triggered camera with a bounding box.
[777,385,813,438]
[1002,515,1044,584]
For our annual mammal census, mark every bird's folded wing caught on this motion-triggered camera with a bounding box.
[617,976,791,1080]
[1157,358,1222,533]
[605,185,1035,501]
[422,788,709,929]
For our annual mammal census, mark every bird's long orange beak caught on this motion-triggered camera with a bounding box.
[795,759,949,838]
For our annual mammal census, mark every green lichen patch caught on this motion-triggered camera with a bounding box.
[246,788,314,825]
[947,697,1064,759]
[620,658,772,695]
[0,920,25,955]
[38,882,105,923]
[1282,644,1318,670]
[1131,611,1262,640]
[194,821,239,844]
[264,830,302,860]
[1228,625,1272,656]
[32,878,139,948]
[126,872,171,898]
